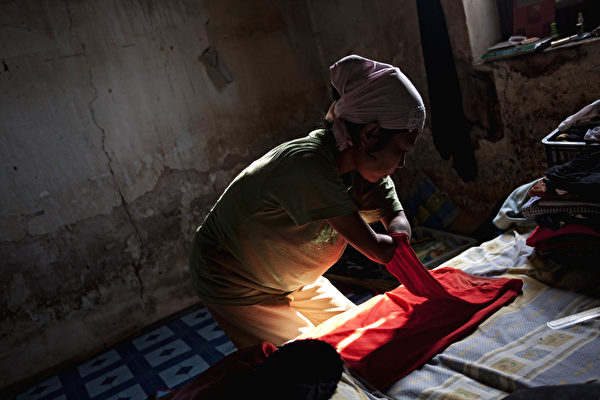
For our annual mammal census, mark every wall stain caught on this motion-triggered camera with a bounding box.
[0,166,223,348]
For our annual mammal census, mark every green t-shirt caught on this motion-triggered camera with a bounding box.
[189,129,403,305]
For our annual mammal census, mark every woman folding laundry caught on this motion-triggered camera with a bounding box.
[189,54,426,348]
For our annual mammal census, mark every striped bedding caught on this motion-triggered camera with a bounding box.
[386,229,600,399]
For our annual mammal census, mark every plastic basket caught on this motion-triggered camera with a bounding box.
[542,128,600,167]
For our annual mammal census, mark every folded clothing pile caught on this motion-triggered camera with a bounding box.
[522,150,600,258]
[557,99,600,143]
[554,120,600,143]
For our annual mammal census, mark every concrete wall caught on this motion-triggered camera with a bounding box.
[0,0,426,390]
[401,38,600,233]
[394,0,600,234]
[0,0,325,389]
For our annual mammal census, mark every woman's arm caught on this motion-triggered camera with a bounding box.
[326,212,396,264]
[381,210,411,238]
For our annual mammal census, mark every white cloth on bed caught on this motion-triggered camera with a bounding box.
[493,179,540,230]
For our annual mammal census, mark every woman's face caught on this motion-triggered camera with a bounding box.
[355,129,419,182]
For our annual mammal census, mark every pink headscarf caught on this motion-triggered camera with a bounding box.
[325,55,426,151]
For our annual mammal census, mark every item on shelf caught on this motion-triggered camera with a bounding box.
[482,36,552,62]
[513,0,555,39]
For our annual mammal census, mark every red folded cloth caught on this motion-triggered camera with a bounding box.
[310,235,523,391]
[526,224,600,248]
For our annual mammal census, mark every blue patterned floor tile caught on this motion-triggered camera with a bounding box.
[84,365,134,398]
[14,295,383,399]
[215,341,237,356]
[16,375,62,400]
[158,355,210,388]
[143,339,191,368]
[179,309,212,327]
[103,383,147,400]
[13,305,239,400]
[196,321,226,341]
[77,349,122,378]
[131,326,174,351]
[61,367,92,399]
[38,395,67,400]
[155,389,173,398]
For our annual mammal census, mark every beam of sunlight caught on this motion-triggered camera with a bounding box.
[336,316,389,353]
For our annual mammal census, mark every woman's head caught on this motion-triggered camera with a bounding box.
[350,122,419,182]
[325,54,425,181]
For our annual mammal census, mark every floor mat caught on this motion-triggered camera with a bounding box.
[13,305,236,400]
[13,292,372,400]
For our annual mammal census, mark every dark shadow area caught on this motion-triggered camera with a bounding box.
[417,0,478,182]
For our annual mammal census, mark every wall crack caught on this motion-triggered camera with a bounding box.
[63,0,73,34]
[87,63,147,307]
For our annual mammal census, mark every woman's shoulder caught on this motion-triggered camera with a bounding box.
[274,129,335,161]
[234,130,333,181]
[254,130,339,184]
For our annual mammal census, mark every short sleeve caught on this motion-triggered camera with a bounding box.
[351,175,403,224]
[265,152,357,226]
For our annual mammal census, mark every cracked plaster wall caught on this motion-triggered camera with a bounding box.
[0,0,427,391]
[0,0,327,389]
[3,0,597,391]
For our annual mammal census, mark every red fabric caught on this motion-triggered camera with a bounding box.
[385,233,461,300]
[526,224,600,247]
[533,237,600,253]
[310,235,523,392]
[171,342,276,400]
